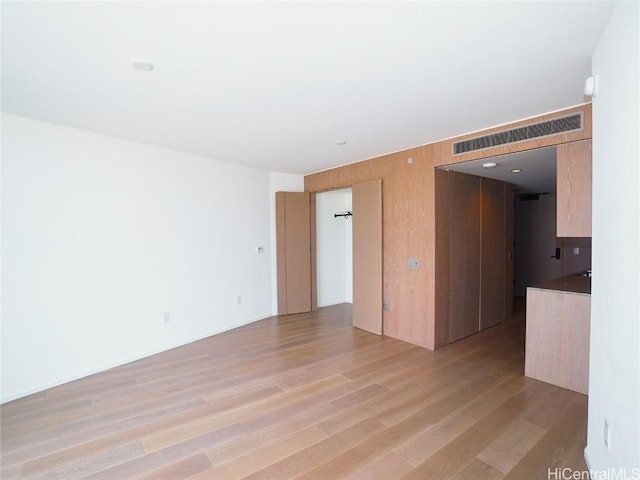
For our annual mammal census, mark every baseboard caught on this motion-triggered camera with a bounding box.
[584,446,592,478]
[1,313,270,404]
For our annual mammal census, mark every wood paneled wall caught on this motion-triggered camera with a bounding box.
[434,104,592,167]
[305,147,434,348]
[304,103,592,350]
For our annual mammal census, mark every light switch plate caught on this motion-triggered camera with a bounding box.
[408,258,420,270]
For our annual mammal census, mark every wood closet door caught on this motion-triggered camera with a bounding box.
[480,178,506,330]
[352,179,383,335]
[276,192,312,315]
[449,172,481,342]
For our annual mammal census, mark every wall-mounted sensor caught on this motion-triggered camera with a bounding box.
[584,76,597,97]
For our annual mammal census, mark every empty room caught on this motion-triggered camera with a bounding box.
[1,1,638,479]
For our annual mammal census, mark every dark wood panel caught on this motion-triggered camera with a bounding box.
[480,178,506,330]
[448,171,481,342]
[505,185,515,318]
[434,169,450,349]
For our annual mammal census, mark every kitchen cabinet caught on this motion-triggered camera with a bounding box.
[525,276,590,395]
[557,140,592,237]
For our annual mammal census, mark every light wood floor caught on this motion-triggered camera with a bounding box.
[1,303,588,479]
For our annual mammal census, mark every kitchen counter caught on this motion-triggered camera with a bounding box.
[525,275,591,395]
[529,273,591,296]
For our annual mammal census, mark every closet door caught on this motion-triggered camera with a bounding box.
[449,172,481,342]
[352,179,383,335]
[276,192,312,315]
[480,178,506,330]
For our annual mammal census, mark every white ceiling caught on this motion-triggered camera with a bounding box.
[1,1,613,175]
[441,146,558,194]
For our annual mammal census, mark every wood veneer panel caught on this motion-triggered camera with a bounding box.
[352,178,383,335]
[434,168,450,349]
[434,104,592,167]
[557,139,592,237]
[304,146,434,349]
[448,171,481,342]
[480,177,506,330]
[505,185,515,318]
[524,288,590,394]
[276,192,287,314]
[276,192,312,315]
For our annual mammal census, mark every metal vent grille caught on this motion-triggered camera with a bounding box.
[453,113,582,155]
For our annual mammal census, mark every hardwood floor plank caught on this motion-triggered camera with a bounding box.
[137,453,211,480]
[450,458,505,480]
[193,426,329,479]
[244,418,388,480]
[476,418,547,473]
[83,424,243,479]
[346,452,414,480]
[0,303,589,480]
[502,403,588,480]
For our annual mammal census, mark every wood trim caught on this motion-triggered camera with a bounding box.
[434,104,592,167]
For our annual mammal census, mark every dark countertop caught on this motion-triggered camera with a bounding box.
[529,273,591,296]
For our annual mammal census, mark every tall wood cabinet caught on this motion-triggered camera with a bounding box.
[436,170,514,344]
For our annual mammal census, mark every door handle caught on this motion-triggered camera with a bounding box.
[550,247,561,260]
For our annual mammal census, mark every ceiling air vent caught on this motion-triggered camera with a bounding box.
[453,113,582,155]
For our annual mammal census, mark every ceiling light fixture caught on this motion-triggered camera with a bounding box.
[511,168,523,173]
[335,140,346,146]
[482,162,498,169]
[130,58,154,71]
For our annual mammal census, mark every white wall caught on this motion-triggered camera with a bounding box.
[268,172,304,314]
[316,188,353,307]
[586,1,640,472]
[1,114,274,402]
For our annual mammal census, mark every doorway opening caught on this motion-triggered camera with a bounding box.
[315,188,353,308]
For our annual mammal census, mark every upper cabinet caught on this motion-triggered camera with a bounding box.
[557,139,592,237]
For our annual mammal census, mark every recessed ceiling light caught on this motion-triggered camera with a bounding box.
[130,58,154,71]
[511,168,523,173]
[335,140,346,146]
[482,162,498,169]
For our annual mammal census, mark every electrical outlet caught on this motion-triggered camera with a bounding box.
[573,247,580,255]
[257,246,264,253]
[604,419,610,450]
[383,301,390,311]
[163,312,170,324]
